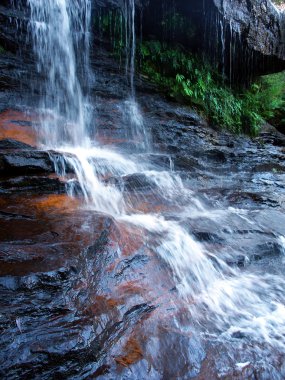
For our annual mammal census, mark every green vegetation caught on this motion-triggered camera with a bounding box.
[94,10,124,55]
[94,10,285,135]
[0,44,5,54]
[160,11,196,40]
[139,41,285,135]
[257,72,285,129]
[140,41,243,133]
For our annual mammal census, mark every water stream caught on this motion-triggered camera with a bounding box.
[28,0,285,370]
[28,0,91,147]
[122,0,150,151]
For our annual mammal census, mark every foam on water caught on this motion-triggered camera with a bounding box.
[120,210,285,349]
[279,235,285,253]
[55,146,136,215]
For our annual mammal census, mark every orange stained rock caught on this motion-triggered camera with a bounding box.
[130,201,166,214]
[114,337,143,367]
[0,109,39,146]
[0,198,8,208]
[95,135,128,145]
[116,222,145,257]
[117,281,145,297]
[95,295,121,309]
[83,295,122,316]
[28,194,82,215]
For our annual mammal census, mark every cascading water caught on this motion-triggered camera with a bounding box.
[27,0,285,371]
[122,0,150,151]
[123,0,136,97]
[28,0,91,147]
[220,17,226,80]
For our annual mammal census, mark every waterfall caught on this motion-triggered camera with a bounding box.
[25,0,285,360]
[220,17,226,80]
[122,0,150,152]
[28,0,91,147]
[123,0,136,97]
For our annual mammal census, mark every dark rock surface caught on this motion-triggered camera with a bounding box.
[0,0,284,99]
[0,3,40,112]
[0,175,66,195]
[122,173,157,192]
[0,2,284,378]
[0,138,34,150]
[94,0,285,82]
[0,42,285,377]
[0,150,54,175]
[213,0,285,61]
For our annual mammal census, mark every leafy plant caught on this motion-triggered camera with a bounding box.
[139,40,285,135]
[94,11,285,136]
[160,11,196,40]
[240,73,285,134]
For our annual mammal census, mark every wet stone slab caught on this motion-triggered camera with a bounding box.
[0,74,285,378]
[0,192,196,379]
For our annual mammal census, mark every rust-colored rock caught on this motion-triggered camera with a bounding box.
[0,110,38,146]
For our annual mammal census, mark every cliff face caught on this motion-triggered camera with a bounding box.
[0,2,30,53]
[213,0,285,59]
[211,0,285,79]
[141,0,285,82]
[0,0,284,92]
[0,2,36,111]
[94,0,285,82]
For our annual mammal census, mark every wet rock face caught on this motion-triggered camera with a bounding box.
[0,3,285,379]
[1,0,284,97]
[0,113,67,194]
[1,62,285,377]
[0,135,186,378]
[0,3,29,54]
[0,3,41,111]
[213,0,285,57]
[94,0,285,82]
[0,150,54,175]
[0,138,33,150]
[212,0,285,78]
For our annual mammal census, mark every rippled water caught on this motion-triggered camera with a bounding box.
[53,144,285,353]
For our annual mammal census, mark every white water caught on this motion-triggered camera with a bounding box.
[28,0,285,362]
[28,0,91,147]
[122,0,150,151]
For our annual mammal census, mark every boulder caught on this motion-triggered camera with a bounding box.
[0,138,34,150]
[0,176,66,194]
[0,150,54,175]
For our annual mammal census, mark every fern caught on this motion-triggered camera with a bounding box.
[139,40,285,135]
